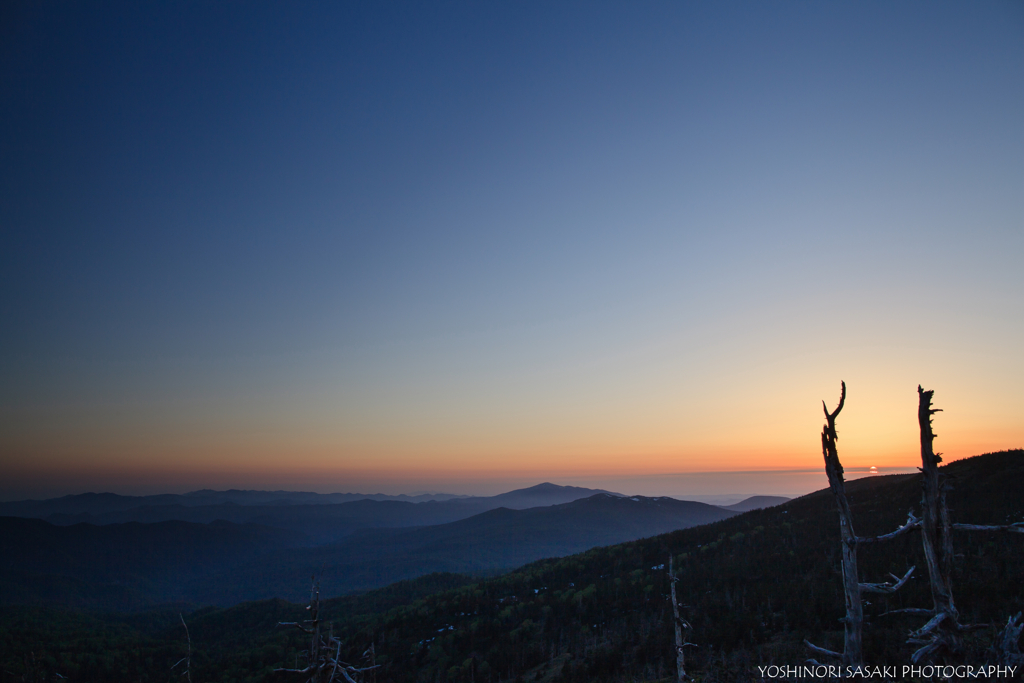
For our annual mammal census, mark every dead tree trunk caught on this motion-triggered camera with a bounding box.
[808,381,863,668]
[171,614,193,683]
[874,387,1024,662]
[807,383,917,666]
[911,386,963,661]
[669,556,689,682]
[918,387,957,621]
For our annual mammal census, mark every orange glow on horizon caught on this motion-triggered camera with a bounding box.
[3,365,1021,499]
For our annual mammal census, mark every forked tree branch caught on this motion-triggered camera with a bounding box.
[860,566,915,594]
[856,512,922,544]
[823,381,846,424]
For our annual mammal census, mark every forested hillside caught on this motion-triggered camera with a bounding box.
[1,450,1021,682]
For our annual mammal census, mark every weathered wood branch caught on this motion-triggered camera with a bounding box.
[879,607,934,617]
[279,621,316,634]
[909,611,947,640]
[959,623,991,632]
[907,616,980,663]
[860,566,915,594]
[952,522,1024,534]
[856,512,921,544]
[804,640,842,659]
[823,381,846,422]
[275,666,316,674]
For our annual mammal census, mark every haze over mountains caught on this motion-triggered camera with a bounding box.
[0,483,766,545]
[193,493,740,604]
[0,483,773,609]
[0,488,471,516]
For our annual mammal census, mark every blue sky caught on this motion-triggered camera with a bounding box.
[1,1,1022,499]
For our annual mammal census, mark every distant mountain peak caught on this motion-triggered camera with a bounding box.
[520,482,564,491]
[502,482,623,496]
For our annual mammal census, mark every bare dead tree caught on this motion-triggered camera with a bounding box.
[915,386,961,651]
[887,386,982,662]
[801,383,1022,666]
[668,555,693,682]
[889,387,1024,663]
[277,576,378,683]
[171,613,193,683]
[804,382,864,667]
[806,382,916,668]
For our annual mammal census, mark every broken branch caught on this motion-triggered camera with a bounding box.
[856,512,922,544]
[878,607,934,618]
[952,522,1024,534]
[804,640,842,659]
[860,566,915,594]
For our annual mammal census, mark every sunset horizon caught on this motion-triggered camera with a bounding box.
[2,2,1021,508]
[0,462,928,504]
[3,375,1018,500]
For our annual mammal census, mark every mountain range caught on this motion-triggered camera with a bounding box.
[0,483,769,546]
[0,483,625,544]
[0,487,741,608]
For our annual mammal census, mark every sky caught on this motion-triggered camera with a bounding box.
[1,1,1022,501]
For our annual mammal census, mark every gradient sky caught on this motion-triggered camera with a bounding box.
[1,2,1022,500]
